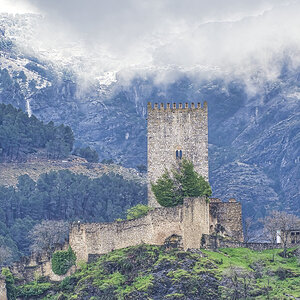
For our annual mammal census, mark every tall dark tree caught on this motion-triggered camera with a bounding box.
[152,159,212,207]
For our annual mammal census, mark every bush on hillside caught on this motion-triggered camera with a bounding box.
[73,146,99,162]
[51,246,76,275]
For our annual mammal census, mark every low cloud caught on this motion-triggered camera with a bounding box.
[7,0,300,89]
[0,0,37,14]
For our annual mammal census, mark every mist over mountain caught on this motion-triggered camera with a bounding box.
[0,11,299,223]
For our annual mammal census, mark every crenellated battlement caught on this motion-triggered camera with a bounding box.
[147,102,207,111]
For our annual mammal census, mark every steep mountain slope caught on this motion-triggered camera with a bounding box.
[0,13,299,222]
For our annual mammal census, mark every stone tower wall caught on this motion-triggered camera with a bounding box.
[209,199,244,242]
[183,198,210,249]
[69,197,209,262]
[147,102,208,207]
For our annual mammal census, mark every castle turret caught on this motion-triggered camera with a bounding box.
[147,102,208,207]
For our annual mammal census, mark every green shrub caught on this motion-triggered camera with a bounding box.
[151,171,182,207]
[59,276,76,292]
[51,246,76,275]
[16,282,51,298]
[152,159,212,207]
[73,146,99,162]
[122,274,154,296]
[167,269,189,279]
[126,204,152,220]
[2,268,16,300]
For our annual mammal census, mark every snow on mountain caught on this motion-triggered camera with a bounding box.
[0,12,299,223]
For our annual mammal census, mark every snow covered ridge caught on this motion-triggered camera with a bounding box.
[0,13,119,88]
[1,12,295,91]
[0,41,51,117]
[0,13,51,87]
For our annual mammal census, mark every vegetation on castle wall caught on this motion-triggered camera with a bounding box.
[152,159,212,207]
[2,272,52,299]
[51,246,76,275]
[152,171,182,207]
[10,245,300,299]
[2,267,16,300]
[126,204,153,220]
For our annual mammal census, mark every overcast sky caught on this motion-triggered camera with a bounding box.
[1,0,299,88]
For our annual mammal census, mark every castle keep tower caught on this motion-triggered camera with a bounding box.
[147,102,208,207]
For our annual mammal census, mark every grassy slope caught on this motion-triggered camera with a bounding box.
[13,245,300,300]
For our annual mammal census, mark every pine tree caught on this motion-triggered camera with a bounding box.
[152,159,212,207]
[151,171,182,207]
[175,159,212,198]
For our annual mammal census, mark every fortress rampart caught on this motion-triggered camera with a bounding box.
[147,102,208,207]
[209,198,244,241]
[70,197,210,262]
[69,196,243,263]
[9,244,75,284]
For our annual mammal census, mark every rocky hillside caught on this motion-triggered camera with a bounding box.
[0,13,299,222]
[0,155,145,187]
[7,245,300,299]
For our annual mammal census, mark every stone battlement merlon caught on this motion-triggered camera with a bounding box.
[147,102,207,111]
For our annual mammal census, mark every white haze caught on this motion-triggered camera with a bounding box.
[2,0,300,91]
[0,0,37,14]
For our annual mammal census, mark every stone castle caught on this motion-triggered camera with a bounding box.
[0,101,244,299]
[69,102,243,262]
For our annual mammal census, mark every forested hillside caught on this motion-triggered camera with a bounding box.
[0,103,74,162]
[0,170,146,262]
[0,104,146,263]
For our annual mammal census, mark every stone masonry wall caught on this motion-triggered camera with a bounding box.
[202,235,284,251]
[69,197,209,262]
[147,102,208,207]
[0,275,7,300]
[209,198,244,242]
[10,244,75,284]
[183,197,210,250]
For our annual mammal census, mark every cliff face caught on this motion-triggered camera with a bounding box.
[0,13,299,221]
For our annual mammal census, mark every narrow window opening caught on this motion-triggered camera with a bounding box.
[176,149,183,159]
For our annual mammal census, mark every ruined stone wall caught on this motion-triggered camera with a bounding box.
[10,244,75,284]
[209,198,244,242]
[183,198,210,249]
[0,275,7,300]
[70,197,209,262]
[147,102,208,207]
[202,235,284,250]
